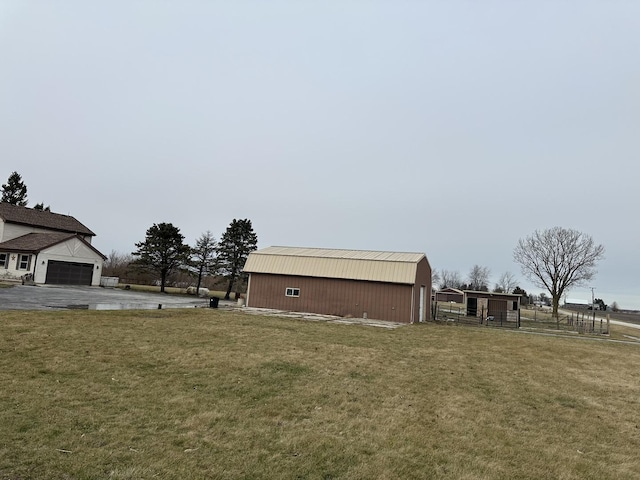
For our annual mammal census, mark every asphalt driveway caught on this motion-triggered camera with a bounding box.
[0,284,213,311]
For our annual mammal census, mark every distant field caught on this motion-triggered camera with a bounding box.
[1,309,640,479]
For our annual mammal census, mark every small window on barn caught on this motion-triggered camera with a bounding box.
[0,253,7,269]
[512,301,518,310]
[285,287,300,297]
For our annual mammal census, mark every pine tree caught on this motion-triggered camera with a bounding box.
[191,231,218,295]
[1,171,28,206]
[132,223,191,293]
[217,219,258,300]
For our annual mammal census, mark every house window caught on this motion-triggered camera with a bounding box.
[285,287,300,297]
[17,254,31,270]
[0,253,7,269]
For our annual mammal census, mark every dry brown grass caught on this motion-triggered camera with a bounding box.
[1,309,640,479]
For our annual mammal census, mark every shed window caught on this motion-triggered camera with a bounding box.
[0,253,7,269]
[285,287,300,297]
[18,254,31,270]
[512,301,518,310]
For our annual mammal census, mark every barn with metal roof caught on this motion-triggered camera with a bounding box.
[243,246,432,323]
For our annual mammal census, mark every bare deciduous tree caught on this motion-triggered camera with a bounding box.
[513,227,604,316]
[494,271,518,293]
[103,250,133,277]
[440,270,462,289]
[467,265,490,291]
[431,269,441,290]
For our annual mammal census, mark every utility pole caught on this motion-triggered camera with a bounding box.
[591,287,596,321]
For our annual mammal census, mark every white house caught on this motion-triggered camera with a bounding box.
[564,298,591,309]
[0,203,106,285]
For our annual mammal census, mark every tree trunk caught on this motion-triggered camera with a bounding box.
[160,268,168,293]
[552,295,560,318]
[224,275,235,300]
[196,265,203,296]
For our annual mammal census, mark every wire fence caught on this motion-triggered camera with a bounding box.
[431,303,609,335]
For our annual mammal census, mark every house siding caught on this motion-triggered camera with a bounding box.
[35,238,103,285]
[0,237,103,285]
[247,273,415,323]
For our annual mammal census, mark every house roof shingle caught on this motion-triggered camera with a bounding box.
[0,232,107,259]
[0,203,95,236]
[0,232,75,253]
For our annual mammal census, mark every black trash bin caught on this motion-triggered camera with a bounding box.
[209,297,219,309]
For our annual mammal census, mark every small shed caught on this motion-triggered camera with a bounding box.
[464,290,521,322]
[435,287,464,303]
[243,246,432,323]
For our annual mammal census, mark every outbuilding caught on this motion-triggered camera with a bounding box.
[243,246,432,323]
[464,290,521,322]
[435,287,464,303]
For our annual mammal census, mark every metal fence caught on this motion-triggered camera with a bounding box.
[431,304,520,329]
[432,303,609,335]
[519,310,609,335]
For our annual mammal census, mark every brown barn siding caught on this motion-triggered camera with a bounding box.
[247,273,415,323]
[413,257,432,322]
[435,292,464,303]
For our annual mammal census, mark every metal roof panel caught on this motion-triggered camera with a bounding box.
[244,246,426,284]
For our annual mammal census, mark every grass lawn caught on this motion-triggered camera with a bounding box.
[1,309,639,479]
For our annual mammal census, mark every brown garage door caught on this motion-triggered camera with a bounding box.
[45,260,94,285]
[488,299,507,317]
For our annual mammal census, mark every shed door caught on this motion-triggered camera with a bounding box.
[467,297,478,316]
[488,299,507,317]
[45,260,94,285]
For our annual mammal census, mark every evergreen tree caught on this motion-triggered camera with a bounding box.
[132,223,191,293]
[594,298,607,311]
[513,286,529,305]
[1,171,28,206]
[217,219,258,300]
[191,231,218,295]
[34,202,50,211]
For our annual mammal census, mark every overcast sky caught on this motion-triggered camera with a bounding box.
[1,1,638,307]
